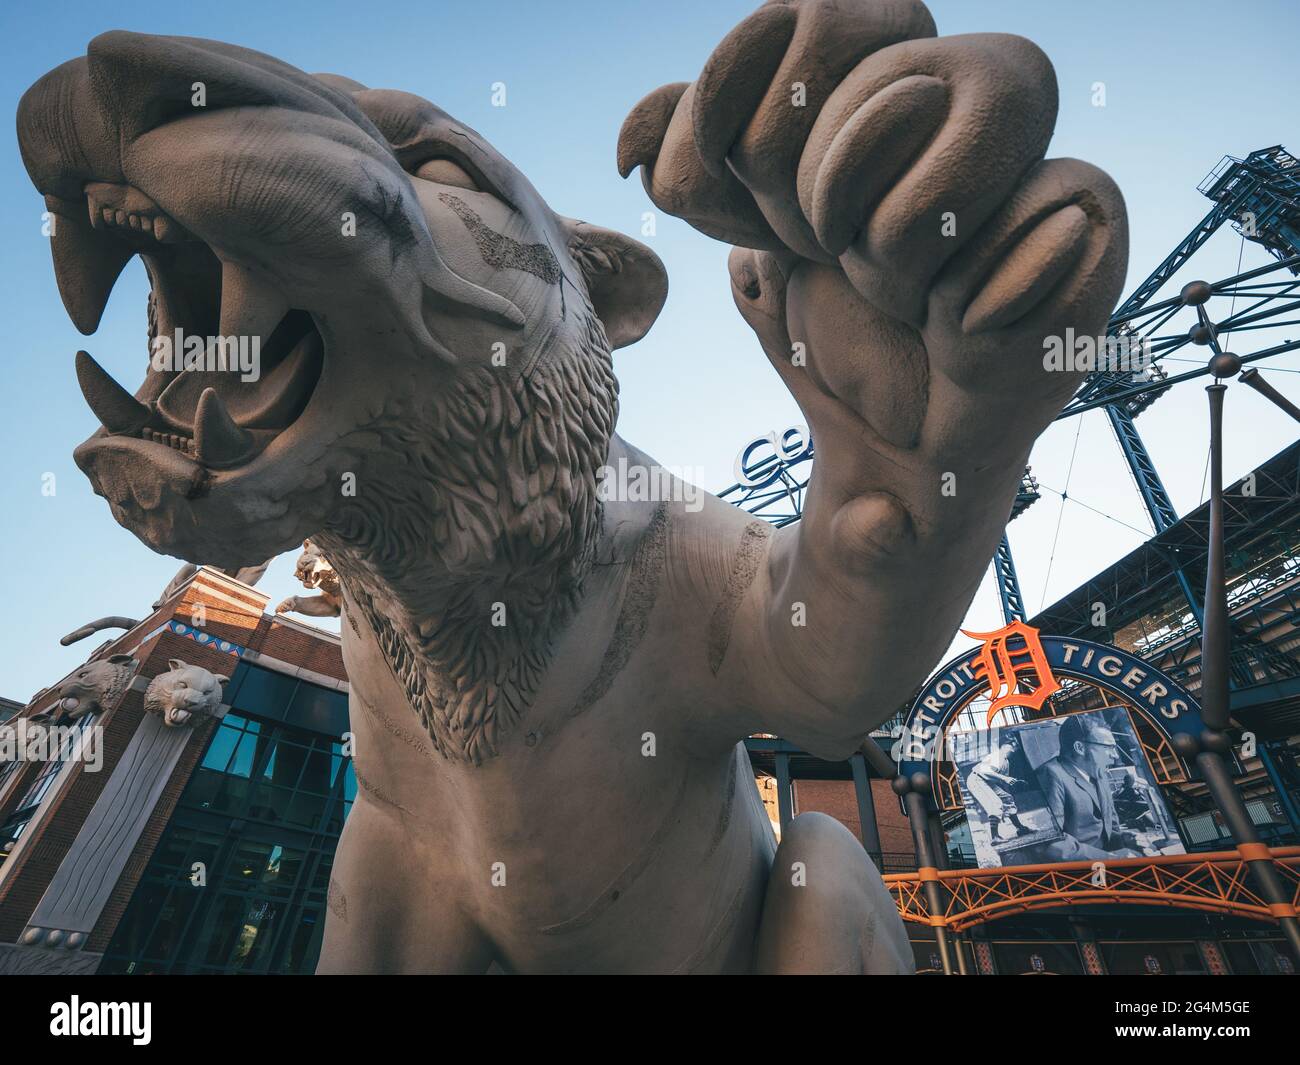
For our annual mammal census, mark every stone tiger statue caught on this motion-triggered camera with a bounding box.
[20,0,1125,972]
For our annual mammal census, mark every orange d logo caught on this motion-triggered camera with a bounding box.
[960,621,1062,725]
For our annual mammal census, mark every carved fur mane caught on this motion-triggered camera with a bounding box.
[319,296,618,764]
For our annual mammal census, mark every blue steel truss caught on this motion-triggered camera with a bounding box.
[993,535,1026,624]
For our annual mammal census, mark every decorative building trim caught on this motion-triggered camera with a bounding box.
[1197,939,1229,975]
[239,648,349,692]
[22,703,219,943]
[270,612,343,645]
[0,653,143,896]
[188,566,271,613]
[129,648,347,695]
[165,620,246,657]
[973,939,997,975]
[1080,941,1106,976]
[0,941,103,975]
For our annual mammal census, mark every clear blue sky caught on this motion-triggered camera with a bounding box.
[1,0,1298,701]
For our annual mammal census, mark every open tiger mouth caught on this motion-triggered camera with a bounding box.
[62,179,324,474]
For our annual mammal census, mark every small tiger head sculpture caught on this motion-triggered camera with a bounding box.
[48,653,137,721]
[143,658,229,728]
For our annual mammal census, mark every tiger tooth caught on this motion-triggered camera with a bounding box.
[49,197,135,335]
[194,387,255,467]
[75,350,149,434]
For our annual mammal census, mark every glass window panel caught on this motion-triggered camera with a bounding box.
[265,738,306,789]
[9,714,96,813]
[259,785,317,829]
[287,681,347,734]
[0,814,34,852]
[227,728,260,779]
[144,886,202,964]
[312,855,334,895]
[231,668,297,721]
[214,773,251,815]
[0,758,23,792]
[265,844,305,888]
[190,830,225,870]
[298,746,333,795]
[14,762,62,812]
[107,881,171,962]
[1101,940,1208,975]
[992,940,1084,975]
[189,893,285,973]
[200,722,242,773]
[231,838,277,880]
[152,826,196,871]
[185,766,223,810]
[197,893,255,967]
[279,907,324,974]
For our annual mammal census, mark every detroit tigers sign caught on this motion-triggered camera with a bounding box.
[895,622,1206,806]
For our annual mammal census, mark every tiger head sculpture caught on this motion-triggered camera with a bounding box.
[45,653,138,722]
[142,658,228,728]
[19,31,668,761]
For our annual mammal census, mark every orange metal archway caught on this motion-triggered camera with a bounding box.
[885,846,1300,933]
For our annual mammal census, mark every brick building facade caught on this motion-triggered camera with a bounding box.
[0,567,347,974]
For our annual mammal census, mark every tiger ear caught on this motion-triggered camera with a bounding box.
[561,219,667,349]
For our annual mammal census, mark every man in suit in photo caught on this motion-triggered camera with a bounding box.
[1036,716,1143,861]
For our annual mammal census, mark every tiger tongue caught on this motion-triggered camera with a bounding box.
[153,353,254,432]
[153,327,320,433]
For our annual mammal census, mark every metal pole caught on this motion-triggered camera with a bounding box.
[901,787,956,975]
[926,811,949,872]
[850,753,883,869]
[1201,383,1231,732]
[1240,367,1300,424]
[926,809,971,974]
[952,932,970,976]
[1191,365,1300,959]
